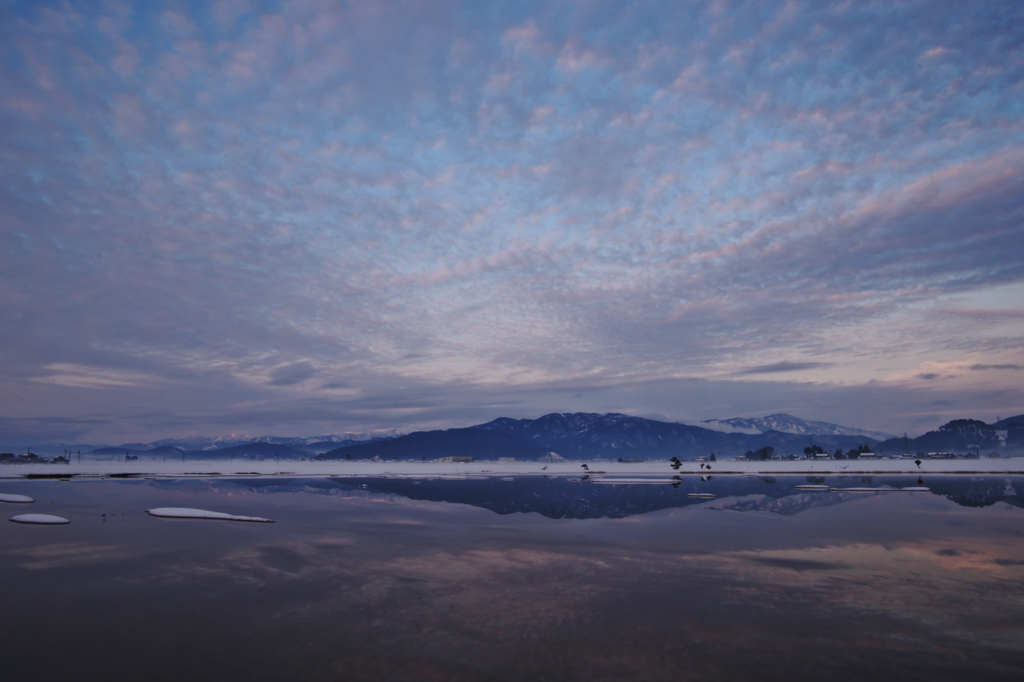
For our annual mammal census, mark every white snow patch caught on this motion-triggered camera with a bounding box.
[592,477,677,484]
[0,493,34,503]
[10,514,69,524]
[146,507,274,523]
[828,487,899,493]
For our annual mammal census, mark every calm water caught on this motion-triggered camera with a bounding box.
[2,475,1023,681]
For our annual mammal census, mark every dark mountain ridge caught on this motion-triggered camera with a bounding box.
[473,412,720,458]
[323,428,553,461]
[879,416,1024,454]
[473,412,879,459]
[90,445,185,456]
[992,414,1024,429]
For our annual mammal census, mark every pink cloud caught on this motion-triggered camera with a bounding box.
[503,19,544,56]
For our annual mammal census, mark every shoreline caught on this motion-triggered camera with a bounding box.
[2,457,1022,480]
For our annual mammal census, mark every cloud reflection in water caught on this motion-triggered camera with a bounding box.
[0,477,1022,681]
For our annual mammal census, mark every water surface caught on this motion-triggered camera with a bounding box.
[2,475,1022,681]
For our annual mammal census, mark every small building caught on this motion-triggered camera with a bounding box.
[439,456,474,463]
[498,457,515,463]
[988,452,1002,459]
[859,451,877,458]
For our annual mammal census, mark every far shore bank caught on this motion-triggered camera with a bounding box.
[2,457,1022,480]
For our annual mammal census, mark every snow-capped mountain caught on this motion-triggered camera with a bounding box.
[698,413,895,441]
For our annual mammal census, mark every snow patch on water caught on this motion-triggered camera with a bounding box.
[146,507,274,523]
[10,514,68,524]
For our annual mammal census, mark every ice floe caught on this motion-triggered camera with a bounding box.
[10,514,69,524]
[829,487,898,492]
[0,493,34,503]
[592,477,677,484]
[827,486,931,493]
[146,507,274,523]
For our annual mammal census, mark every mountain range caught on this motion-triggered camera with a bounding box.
[38,411,1024,461]
[322,412,887,461]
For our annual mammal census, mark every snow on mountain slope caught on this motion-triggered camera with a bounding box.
[698,413,894,440]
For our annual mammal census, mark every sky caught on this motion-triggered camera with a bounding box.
[2,0,1023,446]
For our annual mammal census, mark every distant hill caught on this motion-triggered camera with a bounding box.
[89,445,184,456]
[878,419,1012,455]
[90,446,148,455]
[116,442,157,451]
[320,412,888,462]
[303,438,383,453]
[474,412,719,459]
[472,412,877,460]
[992,413,1024,429]
[698,413,895,440]
[323,428,552,461]
[183,443,308,460]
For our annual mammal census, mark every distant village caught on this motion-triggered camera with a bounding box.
[0,450,73,464]
[736,444,1002,461]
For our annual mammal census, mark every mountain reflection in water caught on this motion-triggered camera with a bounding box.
[1,476,1022,682]
[232,474,1023,519]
